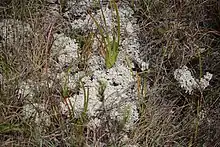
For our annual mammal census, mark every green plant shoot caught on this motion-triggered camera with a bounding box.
[89,0,120,69]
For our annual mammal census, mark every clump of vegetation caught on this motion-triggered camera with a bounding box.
[89,0,120,69]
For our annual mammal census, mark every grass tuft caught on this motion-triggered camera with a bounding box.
[89,0,120,69]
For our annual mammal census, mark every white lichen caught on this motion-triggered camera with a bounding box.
[199,72,213,90]
[174,66,212,94]
[59,63,138,127]
[18,79,54,100]
[22,103,50,126]
[58,2,141,130]
[52,33,79,67]
[18,80,36,100]
[87,117,101,129]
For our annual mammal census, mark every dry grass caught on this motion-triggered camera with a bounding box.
[1,0,220,146]
[132,0,220,146]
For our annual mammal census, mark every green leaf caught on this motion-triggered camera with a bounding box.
[0,123,22,133]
